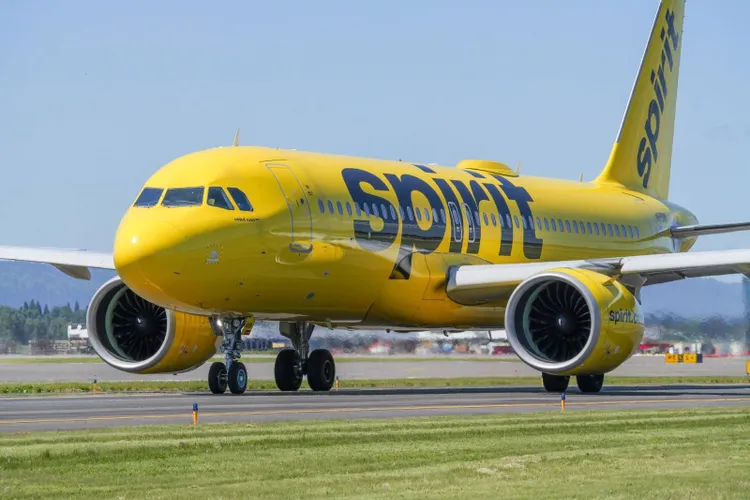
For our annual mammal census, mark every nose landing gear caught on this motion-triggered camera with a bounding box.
[207,316,248,395]
[275,321,336,392]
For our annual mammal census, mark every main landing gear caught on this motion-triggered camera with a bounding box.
[542,373,605,393]
[275,321,336,392]
[207,317,249,395]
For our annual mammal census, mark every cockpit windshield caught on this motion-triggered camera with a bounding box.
[207,187,234,210]
[133,187,163,207]
[227,187,254,211]
[162,187,205,207]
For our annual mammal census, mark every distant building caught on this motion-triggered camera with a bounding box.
[744,276,750,354]
[67,324,88,340]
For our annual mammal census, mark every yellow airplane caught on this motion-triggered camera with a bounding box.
[2,0,749,395]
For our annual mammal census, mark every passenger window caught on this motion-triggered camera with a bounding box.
[327,200,334,214]
[634,226,640,239]
[522,217,528,230]
[483,213,489,226]
[514,216,520,228]
[381,204,388,219]
[621,225,627,237]
[346,202,353,216]
[544,218,550,231]
[536,217,542,230]
[336,201,343,215]
[628,226,634,238]
[407,206,414,222]
[506,214,512,228]
[440,208,446,224]
[416,208,422,221]
[573,221,578,233]
[565,220,571,232]
[528,216,534,230]
[587,222,593,234]
[491,213,497,226]
[579,221,585,234]
[425,208,431,222]
[614,225,620,237]
[390,205,397,220]
[355,203,362,217]
[364,204,371,217]
[432,208,439,222]
[162,187,204,207]
[558,219,564,232]
[133,187,163,207]
[226,188,253,211]
[207,187,234,210]
[607,224,613,236]
[594,224,599,236]
[399,206,406,220]
[372,204,380,218]
[600,223,606,235]
[318,199,325,214]
[475,212,480,226]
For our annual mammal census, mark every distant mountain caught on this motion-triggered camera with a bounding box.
[0,261,746,319]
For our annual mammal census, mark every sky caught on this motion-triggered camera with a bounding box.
[1,1,749,257]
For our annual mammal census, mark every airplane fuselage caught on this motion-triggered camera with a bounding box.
[112,146,697,330]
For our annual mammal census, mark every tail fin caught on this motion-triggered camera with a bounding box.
[594,0,685,200]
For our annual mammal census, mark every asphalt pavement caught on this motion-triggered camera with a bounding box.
[1,384,748,432]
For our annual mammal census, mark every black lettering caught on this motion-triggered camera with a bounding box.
[483,183,513,256]
[342,168,398,252]
[450,180,488,254]
[494,177,543,259]
[433,178,463,253]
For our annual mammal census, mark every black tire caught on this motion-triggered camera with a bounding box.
[576,374,604,393]
[208,362,227,395]
[274,349,303,392]
[542,373,570,392]
[228,362,248,395]
[307,349,335,392]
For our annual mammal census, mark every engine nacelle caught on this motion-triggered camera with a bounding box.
[87,277,220,374]
[505,268,644,376]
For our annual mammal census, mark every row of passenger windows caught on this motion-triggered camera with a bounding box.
[133,186,254,211]
[317,199,641,240]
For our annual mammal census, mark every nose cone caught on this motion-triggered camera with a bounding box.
[114,215,187,306]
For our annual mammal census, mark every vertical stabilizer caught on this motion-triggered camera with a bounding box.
[594,0,685,200]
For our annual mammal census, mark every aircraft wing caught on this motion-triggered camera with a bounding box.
[0,245,115,280]
[446,248,750,305]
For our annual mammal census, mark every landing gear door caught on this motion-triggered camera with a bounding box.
[266,163,313,253]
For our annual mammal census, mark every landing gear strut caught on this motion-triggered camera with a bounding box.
[275,321,336,392]
[207,316,248,395]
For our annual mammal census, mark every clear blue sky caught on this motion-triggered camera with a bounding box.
[1,1,748,255]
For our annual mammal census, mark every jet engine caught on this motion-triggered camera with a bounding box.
[505,268,644,376]
[86,277,220,374]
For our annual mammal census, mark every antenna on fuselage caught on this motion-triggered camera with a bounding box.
[579,173,584,182]
[232,128,240,147]
[515,160,521,175]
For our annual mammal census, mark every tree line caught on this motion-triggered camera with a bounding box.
[0,300,86,345]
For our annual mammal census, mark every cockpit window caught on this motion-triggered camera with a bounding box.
[207,187,234,210]
[162,187,204,207]
[133,187,163,207]
[227,187,253,211]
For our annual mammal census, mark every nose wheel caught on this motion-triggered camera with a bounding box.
[275,321,336,392]
[208,316,250,395]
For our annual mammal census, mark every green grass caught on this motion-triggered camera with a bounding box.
[0,355,521,364]
[1,407,749,499]
[1,375,748,395]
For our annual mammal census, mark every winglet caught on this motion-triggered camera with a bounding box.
[233,128,240,147]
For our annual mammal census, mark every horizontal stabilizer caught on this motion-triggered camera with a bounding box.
[670,221,750,238]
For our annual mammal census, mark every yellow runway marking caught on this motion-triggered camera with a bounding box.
[1,396,748,426]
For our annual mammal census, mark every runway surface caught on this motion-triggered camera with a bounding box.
[2,384,749,432]
[1,355,747,382]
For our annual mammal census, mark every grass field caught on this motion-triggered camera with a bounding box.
[1,407,749,499]
[1,375,748,394]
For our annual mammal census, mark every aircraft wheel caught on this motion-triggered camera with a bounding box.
[576,374,604,393]
[274,349,303,392]
[228,362,248,395]
[208,362,227,395]
[542,373,570,392]
[307,349,335,392]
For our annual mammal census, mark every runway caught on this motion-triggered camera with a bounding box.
[2,384,749,432]
[1,355,747,382]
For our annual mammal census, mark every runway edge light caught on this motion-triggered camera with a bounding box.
[193,403,198,425]
[561,392,566,412]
